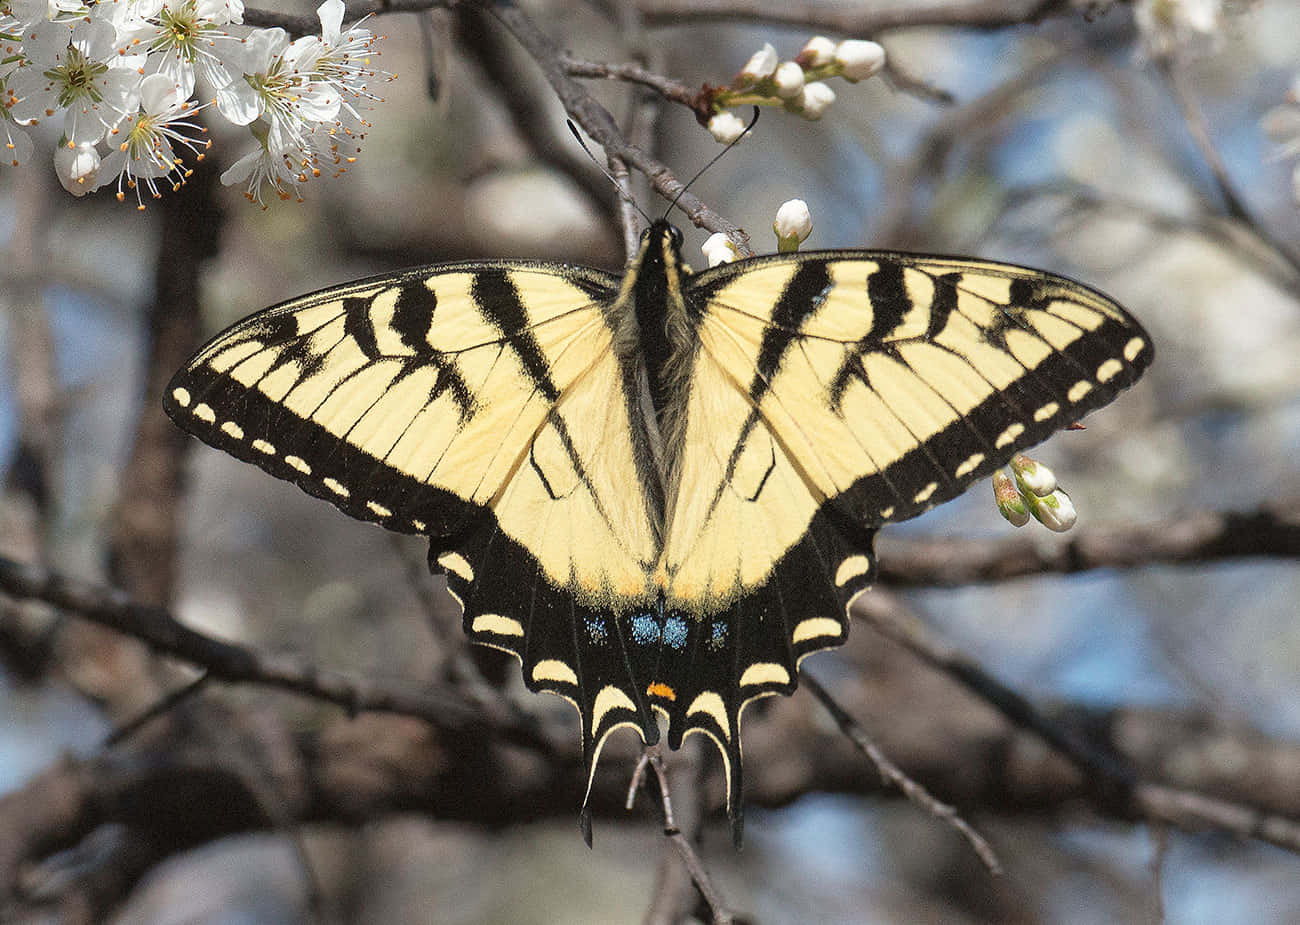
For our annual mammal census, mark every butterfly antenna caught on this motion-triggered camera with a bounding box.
[664,106,759,221]
[566,121,654,227]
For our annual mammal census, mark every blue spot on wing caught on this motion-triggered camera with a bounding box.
[663,615,688,650]
[632,613,660,646]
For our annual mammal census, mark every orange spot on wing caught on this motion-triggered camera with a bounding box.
[646,682,676,701]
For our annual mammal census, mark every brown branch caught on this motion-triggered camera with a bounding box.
[244,0,1091,36]
[801,669,1003,875]
[7,554,1300,844]
[108,155,221,608]
[877,498,1300,587]
[480,0,752,251]
[641,744,734,925]
[632,0,1081,32]
[561,54,709,118]
[9,687,1300,913]
[453,4,622,240]
[244,1,450,34]
[1161,57,1300,278]
[851,589,1300,854]
[0,555,552,754]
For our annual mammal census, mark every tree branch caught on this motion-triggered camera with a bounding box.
[1161,57,1300,278]
[877,498,1300,587]
[480,0,752,250]
[0,555,552,755]
[632,0,1081,32]
[851,589,1300,855]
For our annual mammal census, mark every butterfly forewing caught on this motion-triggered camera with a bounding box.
[678,251,1152,542]
[166,258,665,598]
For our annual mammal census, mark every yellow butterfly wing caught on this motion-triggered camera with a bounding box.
[165,262,667,772]
[642,251,1152,829]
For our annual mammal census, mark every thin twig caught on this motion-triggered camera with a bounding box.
[645,747,734,925]
[561,54,705,113]
[857,589,1136,787]
[482,0,752,251]
[801,670,1003,875]
[104,672,212,747]
[628,748,654,810]
[880,55,955,105]
[1162,56,1300,276]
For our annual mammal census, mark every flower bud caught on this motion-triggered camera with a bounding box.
[772,61,806,99]
[707,111,747,144]
[798,35,836,68]
[834,39,886,82]
[798,81,835,120]
[773,199,812,252]
[1030,489,1077,532]
[737,42,778,84]
[1012,453,1058,497]
[702,232,740,267]
[993,471,1030,527]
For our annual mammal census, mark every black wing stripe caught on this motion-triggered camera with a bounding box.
[472,270,561,402]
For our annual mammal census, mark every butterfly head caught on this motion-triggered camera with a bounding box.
[643,219,684,254]
[633,220,688,281]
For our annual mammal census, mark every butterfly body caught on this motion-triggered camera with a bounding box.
[166,220,1151,841]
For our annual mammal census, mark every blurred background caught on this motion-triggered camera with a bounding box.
[2,0,1300,921]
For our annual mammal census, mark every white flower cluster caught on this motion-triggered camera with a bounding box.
[0,0,389,207]
[707,36,886,143]
[1263,75,1300,204]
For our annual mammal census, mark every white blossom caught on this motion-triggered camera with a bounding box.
[221,119,306,205]
[293,0,388,124]
[797,81,835,120]
[98,72,209,207]
[834,39,885,82]
[702,232,739,267]
[707,110,746,144]
[113,0,244,99]
[0,72,38,167]
[9,18,141,145]
[1134,0,1222,60]
[0,0,386,204]
[772,61,805,99]
[6,0,89,30]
